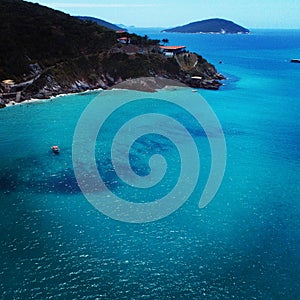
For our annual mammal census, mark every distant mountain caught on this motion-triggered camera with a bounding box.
[116,24,128,29]
[163,18,250,34]
[76,16,126,31]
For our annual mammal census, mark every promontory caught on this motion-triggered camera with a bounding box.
[0,0,225,107]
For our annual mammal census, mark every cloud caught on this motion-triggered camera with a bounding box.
[42,3,161,8]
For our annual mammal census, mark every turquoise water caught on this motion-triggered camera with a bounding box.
[1,30,300,298]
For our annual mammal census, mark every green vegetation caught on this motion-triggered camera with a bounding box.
[101,53,180,79]
[0,0,118,80]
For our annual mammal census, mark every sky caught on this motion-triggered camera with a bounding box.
[27,0,300,29]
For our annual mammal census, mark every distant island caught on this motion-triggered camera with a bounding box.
[0,0,225,107]
[163,18,250,34]
[290,59,300,63]
[76,16,126,31]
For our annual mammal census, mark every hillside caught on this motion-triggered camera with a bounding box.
[76,16,126,31]
[163,18,250,34]
[0,0,224,106]
[0,0,118,80]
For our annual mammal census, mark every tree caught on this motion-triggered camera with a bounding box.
[162,38,169,45]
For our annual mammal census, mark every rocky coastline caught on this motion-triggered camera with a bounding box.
[0,61,225,108]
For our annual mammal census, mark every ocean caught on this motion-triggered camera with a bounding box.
[0,30,299,299]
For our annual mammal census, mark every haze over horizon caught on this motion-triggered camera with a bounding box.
[26,0,300,29]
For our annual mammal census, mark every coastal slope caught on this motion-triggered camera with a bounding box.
[0,0,224,107]
[163,18,250,34]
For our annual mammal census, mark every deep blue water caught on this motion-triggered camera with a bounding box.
[0,30,299,299]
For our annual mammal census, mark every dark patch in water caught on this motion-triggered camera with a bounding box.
[0,171,19,192]
[45,168,81,194]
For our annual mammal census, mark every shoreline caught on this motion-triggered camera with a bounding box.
[2,77,190,109]
[4,88,104,108]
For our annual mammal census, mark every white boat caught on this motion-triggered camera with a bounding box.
[51,145,60,154]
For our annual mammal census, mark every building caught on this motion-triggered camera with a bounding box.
[117,37,131,44]
[159,46,186,57]
[1,79,15,93]
[115,30,126,34]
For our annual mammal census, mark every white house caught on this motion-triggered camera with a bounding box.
[117,37,131,44]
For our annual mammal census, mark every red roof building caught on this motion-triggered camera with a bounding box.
[159,46,186,56]
[115,30,126,34]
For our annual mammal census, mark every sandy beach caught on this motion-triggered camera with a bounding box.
[110,77,187,92]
